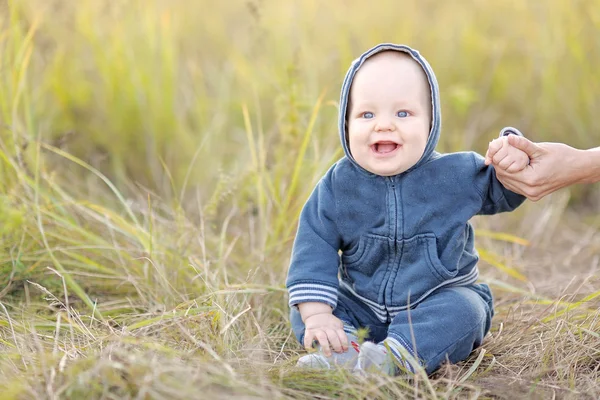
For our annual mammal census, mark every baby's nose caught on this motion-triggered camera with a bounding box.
[375,118,395,131]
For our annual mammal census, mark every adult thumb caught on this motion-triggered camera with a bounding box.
[507,134,543,158]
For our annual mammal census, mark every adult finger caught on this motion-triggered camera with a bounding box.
[496,176,520,194]
[494,168,531,197]
[507,135,544,159]
[493,166,515,185]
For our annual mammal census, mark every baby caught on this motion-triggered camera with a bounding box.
[286,43,529,375]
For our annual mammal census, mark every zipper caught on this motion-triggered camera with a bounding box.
[385,176,398,322]
[389,176,398,249]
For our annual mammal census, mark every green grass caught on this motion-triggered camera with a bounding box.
[1,0,599,398]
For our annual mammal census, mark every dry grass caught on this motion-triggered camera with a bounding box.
[1,0,599,398]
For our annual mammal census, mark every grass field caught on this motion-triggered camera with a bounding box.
[1,0,600,398]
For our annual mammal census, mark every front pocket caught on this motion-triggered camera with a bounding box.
[341,234,390,278]
[422,235,458,281]
[391,233,458,305]
[341,236,367,266]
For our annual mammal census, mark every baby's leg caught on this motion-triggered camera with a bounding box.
[358,284,493,375]
[290,291,387,370]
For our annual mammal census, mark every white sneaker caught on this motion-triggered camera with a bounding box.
[296,343,361,370]
[354,342,396,375]
[296,353,331,369]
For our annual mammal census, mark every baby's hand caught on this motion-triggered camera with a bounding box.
[485,136,529,173]
[303,312,348,356]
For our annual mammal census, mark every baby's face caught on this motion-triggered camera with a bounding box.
[347,52,431,176]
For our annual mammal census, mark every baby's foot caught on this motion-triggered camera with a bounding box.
[354,342,396,375]
[296,337,361,370]
[296,353,332,369]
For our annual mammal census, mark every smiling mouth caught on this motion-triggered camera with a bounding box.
[371,141,400,154]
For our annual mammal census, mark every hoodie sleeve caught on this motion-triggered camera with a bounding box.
[286,173,342,309]
[471,152,526,215]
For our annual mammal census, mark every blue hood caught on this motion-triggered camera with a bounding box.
[338,43,442,175]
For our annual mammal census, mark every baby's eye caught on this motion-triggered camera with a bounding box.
[396,111,409,118]
[361,112,374,119]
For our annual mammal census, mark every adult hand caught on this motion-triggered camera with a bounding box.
[485,135,587,201]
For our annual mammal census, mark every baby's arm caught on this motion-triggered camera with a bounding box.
[286,171,348,356]
[299,302,348,356]
[485,136,530,173]
[475,127,528,215]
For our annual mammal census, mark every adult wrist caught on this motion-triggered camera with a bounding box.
[581,147,600,184]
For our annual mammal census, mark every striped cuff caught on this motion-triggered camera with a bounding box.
[385,334,422,374]
[343,324,358,337]
[499,126,524,137]
[288,282,338,309]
